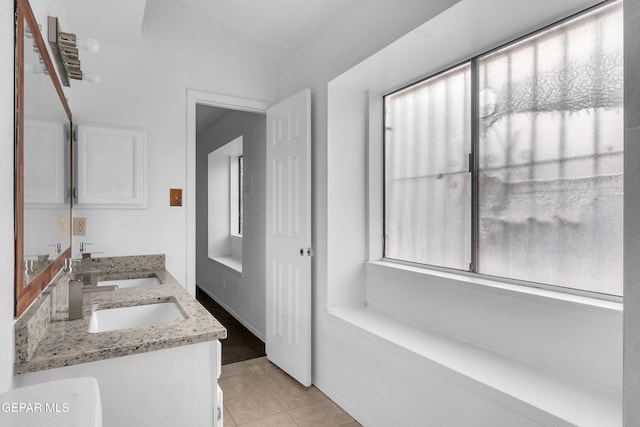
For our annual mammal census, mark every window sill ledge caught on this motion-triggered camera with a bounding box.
[210,256,242,274]
[325,305,621,427]
[366,260,622,313]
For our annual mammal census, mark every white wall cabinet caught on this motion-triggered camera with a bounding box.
[75,124,146,209]
[24,119,67,206]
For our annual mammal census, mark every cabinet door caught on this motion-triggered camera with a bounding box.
[75,124,146,208]
[24,119,66,206]
[215,384,223,427]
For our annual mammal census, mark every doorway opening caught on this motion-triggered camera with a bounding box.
[187,88,312,386]
[186,90,269,296]
[187,90,269,362]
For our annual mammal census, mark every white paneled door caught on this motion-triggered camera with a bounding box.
[265,89,312,386]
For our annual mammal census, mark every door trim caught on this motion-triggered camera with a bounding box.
[186,89,269,296]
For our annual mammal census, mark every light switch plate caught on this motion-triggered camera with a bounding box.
[170,188,182,207]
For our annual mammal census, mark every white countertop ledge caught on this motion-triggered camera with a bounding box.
[366,260,623,313]
[210,256,242,274]
[326,306,621,427]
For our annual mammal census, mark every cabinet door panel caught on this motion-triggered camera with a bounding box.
[76,124,146,208]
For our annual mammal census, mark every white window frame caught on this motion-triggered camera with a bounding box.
[207,136,243,269]
[229,154,242,238]
[378,0,623,300]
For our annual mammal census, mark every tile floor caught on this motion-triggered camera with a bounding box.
[220,357,362,426]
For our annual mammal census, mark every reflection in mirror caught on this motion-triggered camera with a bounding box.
[16,0,72,317]
[23,23,70,283]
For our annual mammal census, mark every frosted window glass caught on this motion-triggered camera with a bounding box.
[384,64,471,270]
[477,2,623,295]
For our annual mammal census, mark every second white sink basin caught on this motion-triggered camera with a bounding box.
[88,302,184,333]
[97,276,161,288]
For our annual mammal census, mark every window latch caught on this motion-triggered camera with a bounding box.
[468,152,474,172]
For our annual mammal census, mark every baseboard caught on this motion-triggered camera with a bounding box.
[196,284,266,342]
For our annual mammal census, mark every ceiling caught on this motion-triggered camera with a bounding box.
[61,0,147,47]
[62,0,361,131]
[62,0,360,63]
[196,106,227,134]
[167,0,359,63]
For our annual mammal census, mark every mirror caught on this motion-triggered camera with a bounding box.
[15,0,72,317]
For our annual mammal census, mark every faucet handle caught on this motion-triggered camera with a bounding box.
[24,259,34,275]
[79,242,93,253]
[68,258,82,272]
[47,242,62,254]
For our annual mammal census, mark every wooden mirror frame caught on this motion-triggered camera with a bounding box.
[15,0,72,317]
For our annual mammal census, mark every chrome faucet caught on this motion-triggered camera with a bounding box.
[66,254,118,321]
[47,242,62,255]
[79,242,93,256]
[69,264,96,285]
[69,254,100,286]
[68,279,84,320]
[67,279,117,320]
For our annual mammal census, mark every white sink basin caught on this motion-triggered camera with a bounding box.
[88,302,184,333]
[97,276,160,288]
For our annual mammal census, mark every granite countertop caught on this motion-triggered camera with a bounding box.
[15,256,227,375]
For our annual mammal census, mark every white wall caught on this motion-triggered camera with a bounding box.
[279,0,466,311]
[206,146,232,258]
[279,0,625,425]
[0,0,15,394]
[1,0,71,395]
[68,0,278,287]
[4,0,277,392]
[0,0,72,393]
[624,0,640,425]
[196,110,266,338]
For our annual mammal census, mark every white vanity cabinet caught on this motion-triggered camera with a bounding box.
[14,259,226,426]
[17,340,223,427]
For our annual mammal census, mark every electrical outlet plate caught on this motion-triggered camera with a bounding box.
[57,217,70,236]
[73,217,86,236]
